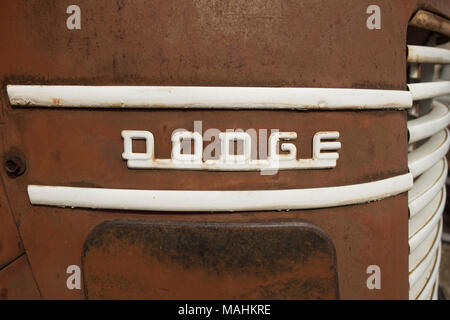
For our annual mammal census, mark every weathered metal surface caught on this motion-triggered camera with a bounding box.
[410,10,450,37]
[0,110,409,192]
[1,0,448,300]
[0,0,421,90]
[83,221,339,300]
[0,255,41,300]
[0,178,23,269]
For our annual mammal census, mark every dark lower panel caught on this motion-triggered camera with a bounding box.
[82,220,339,300]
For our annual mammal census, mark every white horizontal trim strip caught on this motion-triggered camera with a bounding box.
[7,85,413,110]
[408,81,450,101]
[408,129,450,178]
[408,100,450,143]
[408,158,447,217]
[409,220,441,290]
[416,244,442,300]
[27,173,412,212]
[409,188,445,252]
[407,45,450,64]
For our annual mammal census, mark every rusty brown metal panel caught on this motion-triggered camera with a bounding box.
[83,221,339,300]
[0,170,23,269]
[0,109,409,299]
[0,255,41,300]
[0,0,424,90]
[2,195,408,300]
[0,0,424,299]
[0,110,408,193]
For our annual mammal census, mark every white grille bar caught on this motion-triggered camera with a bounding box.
[408,159,447,217]
[408,81,450,101]
[417,243,442,300]
[409,187,445,239]
[408,101,450,143]
[409,221,441,293]
[409,194,445,252]
[409,219,441,271]
[407,45,450,64]
[408,129,450,178]
[6,85,413,110]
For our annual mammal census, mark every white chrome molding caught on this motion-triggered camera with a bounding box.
[408,129,450,178]
[27,173,412,212]
[408,101,450,143]
[407,45,450,64]
[122,130,342,171]
[7,85,413,110]
[408,159,447,217]
[408,81,450,101]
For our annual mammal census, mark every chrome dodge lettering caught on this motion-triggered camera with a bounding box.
[121,130,341,172]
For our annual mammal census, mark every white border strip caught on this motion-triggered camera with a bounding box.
[407,45,450,64]
[27,173,412,212]
[7,85,413,110]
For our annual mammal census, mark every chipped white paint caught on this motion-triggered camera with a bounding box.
[7,85,413,110]
[27,173,412,212]
[408,81,450,101]
[122,130,342,171]
[407,45,450,64]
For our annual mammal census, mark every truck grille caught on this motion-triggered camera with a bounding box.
[407,9,450,300]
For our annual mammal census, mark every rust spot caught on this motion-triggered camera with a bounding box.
[51,98,62,106]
